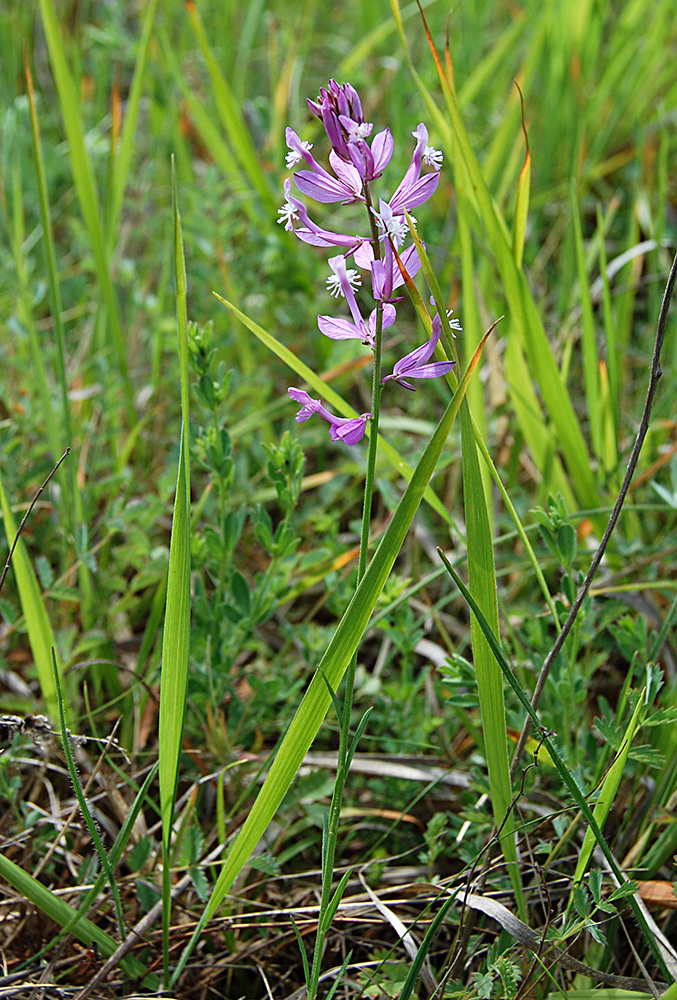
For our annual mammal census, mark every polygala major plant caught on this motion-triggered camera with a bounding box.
[276,80,462,997]
[172,78,479,993]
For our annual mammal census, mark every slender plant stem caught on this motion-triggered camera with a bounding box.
[510,248,677,781]
[307,184,385,1000]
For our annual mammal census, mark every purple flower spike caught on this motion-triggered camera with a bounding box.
[306,81,394,182]
[308,80,366,162]
[381,314,456,391]
[288,388,370,446]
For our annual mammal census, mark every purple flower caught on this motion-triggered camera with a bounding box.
[306,80,394,183]
[307,80,365,162]
[277,178,368,252]
[381,313,456,391]
[317,255,396,346]
[288,388,370,445]
[285,128,364,204]
[388,124,442,214]
[355,239,421,302]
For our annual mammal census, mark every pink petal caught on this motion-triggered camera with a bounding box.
[317,315,363,340]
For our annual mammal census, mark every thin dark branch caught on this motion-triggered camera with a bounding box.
[0,449,70,597]
[511,249,677,781]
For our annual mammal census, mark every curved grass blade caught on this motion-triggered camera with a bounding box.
[170,329,491,987]
[0,854,154,984]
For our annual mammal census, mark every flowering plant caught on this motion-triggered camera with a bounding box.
[275,80,467,996]
[180,78,494,990]
[278,79,459,445]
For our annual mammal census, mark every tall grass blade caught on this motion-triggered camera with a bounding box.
[24,47,91,604]
[158,162,191,986]
[6,164,59,462]
[460,401,523,912]
[404,216,522,903]
[596,204,620,448]
[170,331,491,986]
[186,1,276,219]
[393,0,599,510]
[104,0,160,243]
[572,191,602,460]
[512,97,531,269]
[37,0,133,414]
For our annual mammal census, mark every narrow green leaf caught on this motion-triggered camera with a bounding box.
[393,1,599,509]
[572,190,602,459]
[512,114,531,268]
[104,0,160,243]
[37,0,132,412]
[186,1,275,218]
[596,204,620,447]
[461,401,523,912]
[159,162,191,985]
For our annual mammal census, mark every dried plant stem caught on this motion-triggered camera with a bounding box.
[0,448,70,597]
[510,249,677,780]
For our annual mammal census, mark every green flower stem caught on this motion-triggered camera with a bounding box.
[308,188,385,1000]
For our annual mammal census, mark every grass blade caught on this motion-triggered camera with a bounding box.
[37,0,133,414]
[186,1,276,219]
[392,0,599,510]
[104,0,160,243]
[572,190,602,460]
[461,400,523,912]
[158,161,191,986]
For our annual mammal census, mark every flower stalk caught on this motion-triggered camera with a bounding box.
[279,80,458,996]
